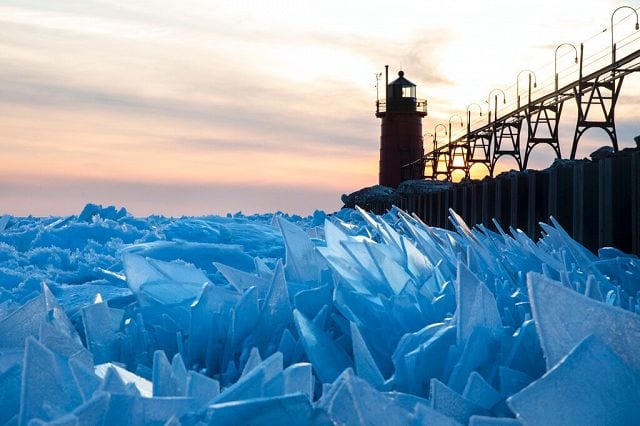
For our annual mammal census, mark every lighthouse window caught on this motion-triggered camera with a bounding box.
[402,86,415,98]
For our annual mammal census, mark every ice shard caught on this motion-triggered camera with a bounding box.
[245,261,294,354]
[294,284,332,319]
[393,324,456,396]
[317,369,415,425]
[152,350,178,396]
[94,363,152,397]
[0,362,21,424]
[350,322,385,389]
[39,321,93,368]
[69,358,102,401]
[81,297,120,364]
[447,327,496,393]
[19,337,83,424]
[277,216,325,283]
[0,283,74,349]
[462,371,502,411]
[186,370,220,406]
[123,253,208,305]
[507,335,640,425]
[207,393,315,425]
[213,261,271,294]
[212,352,283,403]
[527,272,640,371]
[469,416,521,425]
[430,378,488,424]
[293,309,352,384]
[70,391,111,426]
[456,262,503,345]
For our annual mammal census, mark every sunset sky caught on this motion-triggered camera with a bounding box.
[1,0,639,216]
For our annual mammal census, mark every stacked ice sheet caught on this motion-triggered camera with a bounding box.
[0,203,638,425]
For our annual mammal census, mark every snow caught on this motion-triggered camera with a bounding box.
[0,202,638,424]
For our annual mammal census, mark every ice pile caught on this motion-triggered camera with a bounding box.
[0,203,639,425]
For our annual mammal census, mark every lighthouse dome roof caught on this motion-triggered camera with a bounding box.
[389,70,416,87]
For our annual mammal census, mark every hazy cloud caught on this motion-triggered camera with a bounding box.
[0,0,637,215]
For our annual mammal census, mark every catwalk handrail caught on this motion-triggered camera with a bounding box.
[416,47,640,162]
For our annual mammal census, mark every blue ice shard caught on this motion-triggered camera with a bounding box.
[122,253,167,294]
[497,366,532,396]
[137,396,199,424]
[0,283,74,349]
[500,320,545,379]
[339,239,386,288]
[385,390,459,426]
[527,272,640,371]
[456,262,503,345]
[220,286,260,370]
[94,363,152,397]
[317,369,414,425]
[207,393,315,425]
[213,352,283,403]
[100,365,133,395]
[246,261,293,353]
[0,362,21,424]
[447,327,496,393]
[366,242,413,295]
[186,370,220,406]
[281,363,313,398]
[19,337,83,424]
[185,281,239,373]
[123,240,254,275]
[393,324,455,396]
[278,328,298,366]
[468,416,521,425]
[277,216,325,283]
[0,214,10,231]
[399,232,435,284]
[171,353,188,395]
[263,362,314,399]
[430,378,489,424]
[294,284,332,320]
[293,309,352,384]
[39,321,93,367]
[414,403,463,425]
[81,297,119,364]
[152,350,177,396]
[71,391,110,425]
[123,253,208,305]
[350,322,385,389]
[462,371,502,411]
[583,274,603,301]
[69,359,101,401]
[213,261,271,294]
[507,335,640,425]
[317,218,386,295]
[241,347,263,377]
[103,393,137,424]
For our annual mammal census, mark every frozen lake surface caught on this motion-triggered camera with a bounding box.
[0,203,638,425]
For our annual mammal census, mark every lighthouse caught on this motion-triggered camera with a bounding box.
[376,67,427,188]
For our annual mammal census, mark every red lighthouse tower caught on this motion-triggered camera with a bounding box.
[376,67,427,188]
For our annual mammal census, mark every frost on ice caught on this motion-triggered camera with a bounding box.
[0,203,639,424]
